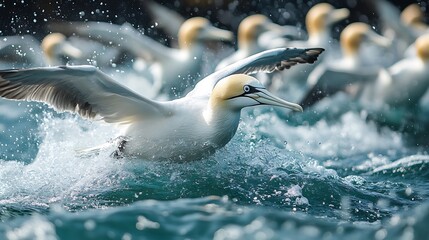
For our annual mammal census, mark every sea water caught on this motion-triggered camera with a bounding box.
[0,89,429,239]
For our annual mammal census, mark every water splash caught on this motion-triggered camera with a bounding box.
[0,113,127,213]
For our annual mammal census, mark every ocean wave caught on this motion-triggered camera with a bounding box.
[2,196,429,240]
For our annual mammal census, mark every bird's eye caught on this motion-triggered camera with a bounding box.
[243,85,251,93]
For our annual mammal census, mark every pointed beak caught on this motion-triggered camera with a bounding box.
[249,88,303,112]
[328,8,350,24]
[202,26,234,41]
[60,42,83,59]
[366,31,392,47]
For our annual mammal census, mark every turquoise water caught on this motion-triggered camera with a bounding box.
[1,92,429,239]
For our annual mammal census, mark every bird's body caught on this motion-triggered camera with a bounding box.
[379,59,429,107]
[400,3,428,37]
[375,1,428,62]
[359,34,429,109]
[122,96,239,160]
[0,48,324,161]
[300,22,391,108]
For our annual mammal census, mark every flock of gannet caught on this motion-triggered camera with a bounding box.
[49,18,234,97]
[359,34,429,109]
[268,3,350,99]
[300,22,391,108]
[0,1,428,161]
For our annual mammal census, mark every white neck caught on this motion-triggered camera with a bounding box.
[203,105,241,147]
[308,30,330,47]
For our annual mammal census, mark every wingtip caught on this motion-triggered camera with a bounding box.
[303,48,325,64]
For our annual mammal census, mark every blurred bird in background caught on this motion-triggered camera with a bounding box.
[0,0,428,133]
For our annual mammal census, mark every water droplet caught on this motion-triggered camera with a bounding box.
[84,220,96,230]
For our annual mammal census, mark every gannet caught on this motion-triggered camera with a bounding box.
[300,23,391,108]
[400,4,428,36]
[401,4,429,58]
[301,3,350,47]
[0,48,324,161]
[50,18,233,97]
[270,3,350,49]
[41,33,83,66]
[359,34,429,109]
[215,14,286,70]
[43,33,122,68]
[375,0,428,60]
[270,3,349,93]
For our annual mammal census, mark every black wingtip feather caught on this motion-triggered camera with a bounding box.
[303,48,325,63]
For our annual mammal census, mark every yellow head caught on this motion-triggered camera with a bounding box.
[178,17,233,49]
[415,34,429,62]
[340,22,391,56]
[340,23,369,56]
[306,3,349,36]
[238,14,281,48]
[41,33,67,60]
[401,4,425,28]
[210,74,302,112]
[41,33,82,65]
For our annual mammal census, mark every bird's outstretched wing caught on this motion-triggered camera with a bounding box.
[299,65,379,108]
[48,21,176,62]
[0,65,166,123]
[187,47,324,98]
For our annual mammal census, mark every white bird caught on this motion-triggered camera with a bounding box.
[359,34,429,110]
[215,14,289,71]
[400,3,428,36]
[401,4,429,58]
[269,3,349,94]
[0,48,324,161]
[42,33,122,69]
[51,18,233,98]
[375,0,428,60]
[376,1,427,42]
[300,22,391,108]
[268,3,350,50]
[41,33,83,66]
